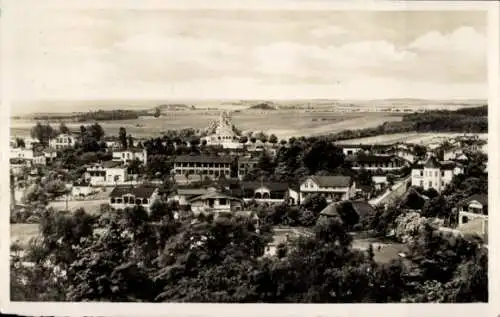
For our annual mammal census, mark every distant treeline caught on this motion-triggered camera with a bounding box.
[31,109,149,122]
[329,106,487,141]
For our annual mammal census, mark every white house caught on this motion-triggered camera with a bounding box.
[189,188,243,215]
[350,154,408,173]
[10,148,34,160]
[457,194,488,237]
[71,180,95,198]
[201,112,243,149]
[112,148,148,165]
[299,175,356,204]
[85,162,137,186]
[109,185,160,212]
[411,156,464,192]
[49,133,76,150]
[32,153,47,166]
[42,148,58,161]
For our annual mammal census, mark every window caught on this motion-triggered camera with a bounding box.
[110,198,116,204]
[116,198,122,204]
[143,198,148,204]
[441,171,445,177]
[435,171,438,177]
[428,181,432,187]
[462,216,469,224]
[124,196,129,204]
[219,198,227,205]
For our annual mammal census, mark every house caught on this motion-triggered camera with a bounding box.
[32,153,47,166]
[10,136,40,149]
[338,144,393,157]
[85,161,137,186]
[411,156,464,192]
[188,188,243,215]
[240,181,297,204]
[201,112,243,149]
[173,155,233,183]
[395,150,416,163]
[299,175,356,204]
[49,133,76,150]
[168,187,216,206]
[10,148,34,160]
[109,185,160,212]
[71,180,94,198]
[457,194,488,237]
[350,154,408,173]
[42,148,58,161]
[319,200,374,225]
[443,147,465,161]
[237,156,259,179]
[103,136,122,149]
[112,148,148,165]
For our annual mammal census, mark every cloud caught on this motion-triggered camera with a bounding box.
[409,26,486,56]
[311,25,348,38]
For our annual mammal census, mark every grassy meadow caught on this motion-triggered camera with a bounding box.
[10,110,403,140]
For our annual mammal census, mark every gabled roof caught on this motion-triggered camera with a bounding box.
[109,185,158,199]
[458,194,488,208]
[241,181,290,192]
[189,190,242,203]
[307,175,352,188]
[350,201,375,218]
[319,203,341,217]
[424,156,441,168]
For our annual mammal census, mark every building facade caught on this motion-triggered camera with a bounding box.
[49,133,76,150]
[350,154,408,173]
[109,185,160,212]
[85,162,136,186]
[201,112,243,149]
[299,175,356,204]
[237,157,259,179]
[112,148,148,165]
[173,155,233,183]
[411,156,464,192]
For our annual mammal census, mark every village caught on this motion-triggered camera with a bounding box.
[10,111,488,265]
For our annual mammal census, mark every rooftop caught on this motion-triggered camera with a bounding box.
[458,194,488,208]
[109,185,158,199]
[307,175,352,188]
[241,181,290,192]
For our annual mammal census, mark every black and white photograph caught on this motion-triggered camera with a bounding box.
[1,0,498,315]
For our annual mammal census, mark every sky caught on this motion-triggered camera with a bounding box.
[6,8,488,112]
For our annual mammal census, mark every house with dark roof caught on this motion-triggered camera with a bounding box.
[319,200,374,227]
[299,175,356,204]
[173,155,234,183]
[349,154,408,173]
[109,185,160,212]
[411,156,464,192]
[189,187,243,214]
[457,194,488,237]
[240,181,299,204]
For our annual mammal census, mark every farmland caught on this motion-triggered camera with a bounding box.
[10,111,403,140]
[335,132,488,146]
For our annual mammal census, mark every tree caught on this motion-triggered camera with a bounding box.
[59,122,70,134]
[302,194,327,216]
[31,122,57,145]
[119,127,127,149]
[128,135,134,149]
[269,134,278,144]
[154,108,161,118]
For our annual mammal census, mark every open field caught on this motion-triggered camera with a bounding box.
[11,223,39,247]
[335,132,488,146]
[10,111,403,140]
[48,199,109,214]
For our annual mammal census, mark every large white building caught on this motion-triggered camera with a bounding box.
[173,155,233,183]
[299,175,356,204]
[411,156,464,192]
[49,133,76,150]
[201,112,243,149]
[85,162,138,186]
[112,148,148,165]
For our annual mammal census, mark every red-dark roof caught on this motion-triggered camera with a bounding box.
[308,175,352,188]
[109,185,158,199]
[458,194,488,208]
[174,155,233,164]
[319,203,341,217]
